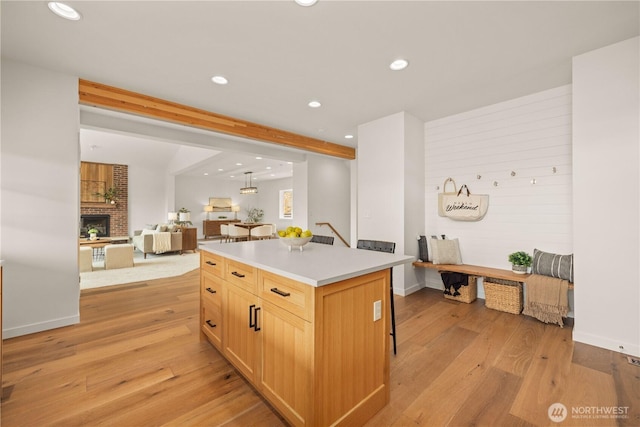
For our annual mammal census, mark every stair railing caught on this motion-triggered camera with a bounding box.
[315,222,349,247]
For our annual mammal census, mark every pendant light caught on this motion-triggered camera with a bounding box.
[240,171,258,194]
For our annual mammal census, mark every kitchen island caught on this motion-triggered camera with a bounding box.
[199,239,413,427]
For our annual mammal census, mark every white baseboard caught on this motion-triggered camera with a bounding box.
[3,314,80,339]
[573,330,640,357]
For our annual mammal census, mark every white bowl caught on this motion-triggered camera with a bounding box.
[278,235,312,251]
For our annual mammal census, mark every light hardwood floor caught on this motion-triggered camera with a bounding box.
[2,270,638,426]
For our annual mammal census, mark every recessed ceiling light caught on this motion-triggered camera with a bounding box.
[345,134,354,139]
[203,172,209,176]
[48,2,81,20]
[218,168,224,172]
[266,166,272,170]
[295,0,318,6]
[308,100,321,108]
[389,59,409,71]
[211,75,228,85]
[255,156,262,160]
[236,163,243,166]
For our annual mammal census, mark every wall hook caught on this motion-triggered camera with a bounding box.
[552,167,557,173]
[493,181,499,187]
[511,171,516,177]
[476,174,482,180]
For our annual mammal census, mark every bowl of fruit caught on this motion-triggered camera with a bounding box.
[277,226,313,251]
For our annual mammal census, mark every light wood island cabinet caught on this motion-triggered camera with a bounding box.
[199,241,410,427]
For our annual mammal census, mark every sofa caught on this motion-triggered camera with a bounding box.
[132,224,183,258]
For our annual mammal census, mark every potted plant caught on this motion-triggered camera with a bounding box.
[87,227,99,241]
[508,251,532,274]
[93,187,119,204]
[246,207,264,223]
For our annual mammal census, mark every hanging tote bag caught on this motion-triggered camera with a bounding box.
[437,178,458,217]
[441,184,489,221]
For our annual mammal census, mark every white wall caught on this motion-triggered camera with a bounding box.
[307,155,351,245]
[423,85,574,306]
[572,37,639,355]
[403,113,426,291]
[1,60,80,338]
[129,165,175,232]
[357,112,424,294]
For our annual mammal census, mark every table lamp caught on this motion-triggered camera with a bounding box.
[204,205,214,220]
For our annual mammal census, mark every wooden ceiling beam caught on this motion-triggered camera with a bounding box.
[78,79,356,160]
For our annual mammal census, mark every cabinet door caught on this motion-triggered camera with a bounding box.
[259,300,312,427]
[223,283,260,383]
[201,271,223,350]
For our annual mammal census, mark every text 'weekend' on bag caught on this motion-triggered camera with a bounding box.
[440,183,489,221]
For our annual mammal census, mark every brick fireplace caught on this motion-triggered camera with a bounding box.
[80,164,128,237]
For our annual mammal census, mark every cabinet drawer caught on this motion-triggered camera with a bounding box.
[259,270,313,321]
[202,299,222,350]
[201,251,224,278]
[225,259,257,293]
[201,271,222,307]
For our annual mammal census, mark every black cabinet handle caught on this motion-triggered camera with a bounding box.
[206,320,216,328]
[231,271,245,278]
[249,304,256,328]
[205,261,216,266]
[270,287,291,297]
[254,307,261,331]
[205,287,216,294]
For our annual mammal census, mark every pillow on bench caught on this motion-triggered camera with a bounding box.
[431,238,463,265]
[532,248,573,283]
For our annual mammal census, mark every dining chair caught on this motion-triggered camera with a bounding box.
[227,224,250,242]
[310,235,334,245]
[250,224,273,240]
[219,224,229,243]
[356,239,397,355]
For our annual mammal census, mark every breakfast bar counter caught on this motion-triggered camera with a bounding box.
[198,239,413,427]
[199,238,413,286]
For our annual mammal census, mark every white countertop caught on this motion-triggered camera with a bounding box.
[199,239,414,287]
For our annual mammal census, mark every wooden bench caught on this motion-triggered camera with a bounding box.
[413,261,574,289]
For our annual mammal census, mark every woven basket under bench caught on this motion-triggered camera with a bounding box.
[443,276,478,304]
[483,278,523,314]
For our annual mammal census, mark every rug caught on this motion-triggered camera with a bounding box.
[80,250,200,289]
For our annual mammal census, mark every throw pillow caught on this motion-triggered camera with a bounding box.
[532,248,574,283]
[145,223,158,230]
[431,238,463,265]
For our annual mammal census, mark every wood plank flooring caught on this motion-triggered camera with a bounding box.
[2,270,638,426]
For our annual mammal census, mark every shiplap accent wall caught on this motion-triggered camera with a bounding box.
[424,85,573,300]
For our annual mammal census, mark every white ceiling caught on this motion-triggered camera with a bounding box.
[2,1,638,179]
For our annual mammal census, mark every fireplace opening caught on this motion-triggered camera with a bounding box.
[80,214,110,238]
